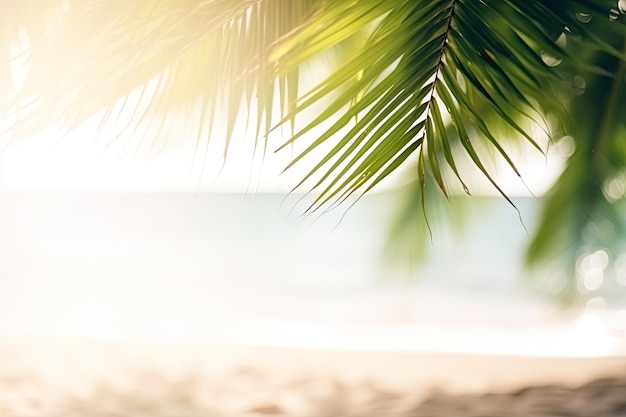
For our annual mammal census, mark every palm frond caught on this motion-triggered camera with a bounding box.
[270,0,626,303]
[270,0,588,213]
[527,24,626,300]
[3,0,320,156]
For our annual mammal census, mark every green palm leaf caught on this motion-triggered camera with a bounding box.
[526,19,626,302]
[271,0,576,212]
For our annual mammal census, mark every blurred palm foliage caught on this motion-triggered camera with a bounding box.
[1,0,626,303]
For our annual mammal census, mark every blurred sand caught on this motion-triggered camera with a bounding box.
[1,335,626,416]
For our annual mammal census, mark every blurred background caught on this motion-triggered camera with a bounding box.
[1,122,626,416]
[0,119,625,355]
[2,1,626,416]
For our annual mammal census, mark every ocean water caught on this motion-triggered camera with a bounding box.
[0,191,624,356]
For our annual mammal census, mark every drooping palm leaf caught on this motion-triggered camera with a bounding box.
[269,0,586,213]
[372,1,626,304]
[269,0,626,303]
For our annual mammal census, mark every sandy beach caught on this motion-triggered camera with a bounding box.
[1,191,625,415]
[1,335,626,416]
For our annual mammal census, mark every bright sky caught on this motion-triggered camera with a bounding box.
[0,117,311,193]
[0,117,566,196]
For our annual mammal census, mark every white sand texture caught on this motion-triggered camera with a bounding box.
[1,335,626,417]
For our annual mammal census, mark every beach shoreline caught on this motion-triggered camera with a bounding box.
[1,334,626,416]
